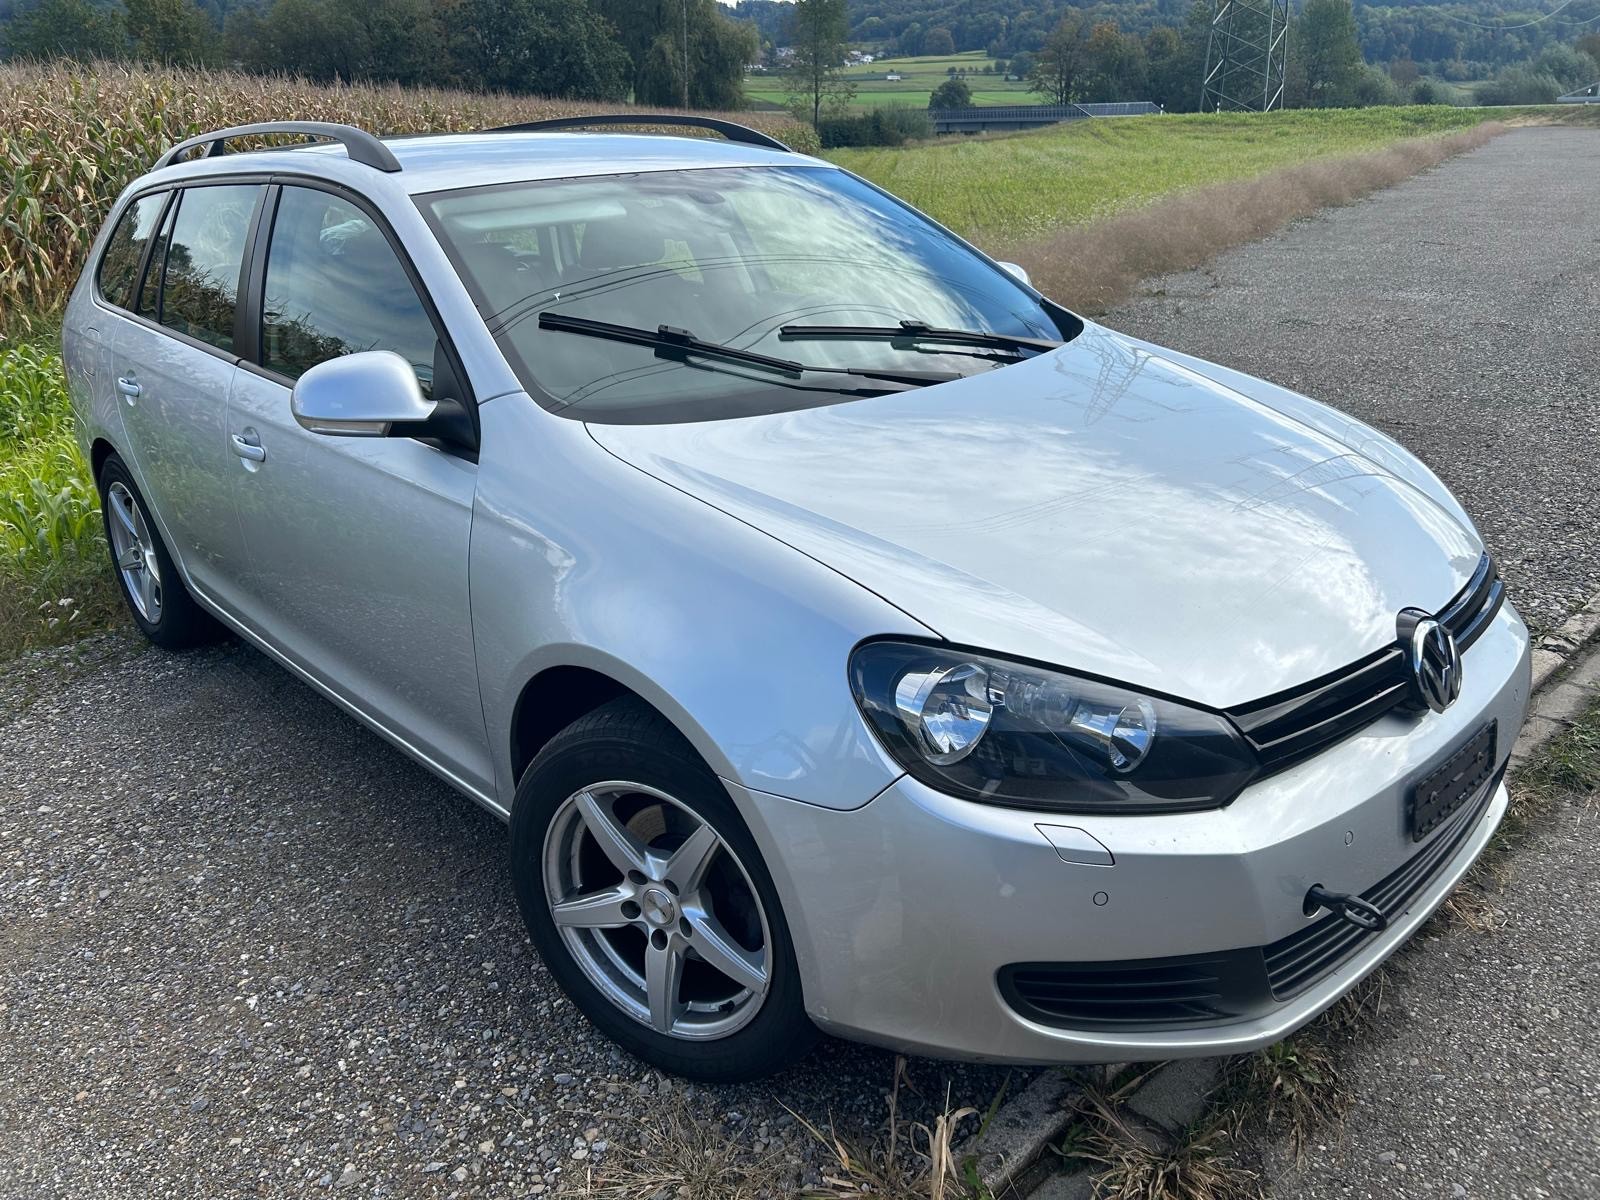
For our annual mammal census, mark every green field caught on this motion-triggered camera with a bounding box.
[746,50,1032,111]
[826,106,1493,241]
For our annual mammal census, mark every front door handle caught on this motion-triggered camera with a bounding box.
[231,432,267,463]
[115,376,141,401]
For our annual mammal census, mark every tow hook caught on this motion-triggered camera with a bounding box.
[1304,884,1389,932]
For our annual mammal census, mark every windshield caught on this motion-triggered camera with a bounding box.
[420,165,1079,424]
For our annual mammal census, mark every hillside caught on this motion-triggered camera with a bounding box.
[731,0,1600,80]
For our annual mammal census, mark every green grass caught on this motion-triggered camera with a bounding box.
[747,49,1031,110]
[0,337,120,659]
[826,106,1494,241]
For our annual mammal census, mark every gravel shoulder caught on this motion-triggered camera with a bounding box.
[1107,126,1600,636]
[0,642,1013,1199]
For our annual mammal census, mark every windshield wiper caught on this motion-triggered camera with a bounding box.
[538,312,959,389]
[779,319,1063,354]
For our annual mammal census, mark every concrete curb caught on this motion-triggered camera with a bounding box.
[966,1066,1104,1198]
[971,588,1600,1199]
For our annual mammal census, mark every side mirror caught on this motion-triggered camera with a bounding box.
[290,351,436,437]
[998,261,1033,288]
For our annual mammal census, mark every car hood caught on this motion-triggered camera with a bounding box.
[586,324,1482,708]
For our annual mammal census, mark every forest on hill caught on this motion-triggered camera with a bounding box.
[734,0,1600,81]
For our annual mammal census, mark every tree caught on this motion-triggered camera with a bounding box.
[1288,0,1362,107]
[786,0,852,129]
[1388,57,1419,87]
[444,0,631,99]
[225,0,432,84]
[1028,11,1091,105]
[125,0,215,64]
[596,0,756,108]
[1410,79,1447,104]
[2,0,127,60]
[927,76,971,109]
[1535,43,1598,89]
[922,25,953,56]
[1579,33,1600,72]
[1081,19,1146,101]
[1477,65,1561,105]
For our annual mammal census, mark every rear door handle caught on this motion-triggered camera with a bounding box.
[231,432,266,462]
[115,376,141,400]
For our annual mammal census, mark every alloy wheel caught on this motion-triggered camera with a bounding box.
[541,781,772,1040]
[105,481,162,623]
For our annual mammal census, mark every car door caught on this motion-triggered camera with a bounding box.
[226,182,492,796]
[104,182,265,612]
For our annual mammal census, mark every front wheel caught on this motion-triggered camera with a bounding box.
[509,697,815,1081]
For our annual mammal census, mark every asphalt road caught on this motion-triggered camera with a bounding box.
[5,127,1598,1200]
[1108,126,1600,637]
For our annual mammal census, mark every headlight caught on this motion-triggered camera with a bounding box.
[850,641,1258,814]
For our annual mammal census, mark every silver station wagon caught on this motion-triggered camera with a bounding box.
[63,116,1530,1081]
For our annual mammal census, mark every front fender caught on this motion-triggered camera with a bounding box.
[470,393,929,812]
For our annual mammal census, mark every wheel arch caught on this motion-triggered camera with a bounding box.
[506,657,734,791]
[90,437,118,481]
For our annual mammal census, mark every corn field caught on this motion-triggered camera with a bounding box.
[0,60,816,338]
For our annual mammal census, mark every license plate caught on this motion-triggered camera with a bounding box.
[1408,722,1496,842]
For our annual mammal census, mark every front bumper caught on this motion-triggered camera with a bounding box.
[726,604,1531,1063]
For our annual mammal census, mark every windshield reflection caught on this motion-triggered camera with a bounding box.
[422,166,1080,423]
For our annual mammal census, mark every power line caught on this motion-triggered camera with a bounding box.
[1430,0,1600,31]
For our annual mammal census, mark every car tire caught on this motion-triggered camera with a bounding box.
[97,454,222,649]
[509,696,816,1081]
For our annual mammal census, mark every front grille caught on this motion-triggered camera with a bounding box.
[1000,763,1501,1031]
[1229,554,1504,774]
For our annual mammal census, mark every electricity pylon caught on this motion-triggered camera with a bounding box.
[1201,0,1289,112]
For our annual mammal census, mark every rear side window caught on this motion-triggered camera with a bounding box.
[151,184,259,351]
[96,192,166,310]
[260,187,436,396]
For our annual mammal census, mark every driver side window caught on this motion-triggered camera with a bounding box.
[260,187,438,397]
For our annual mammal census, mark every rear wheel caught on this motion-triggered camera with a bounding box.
[97,454,221,649]
[509,697,815,1081]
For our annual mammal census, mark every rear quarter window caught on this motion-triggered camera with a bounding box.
[96,192,167,310]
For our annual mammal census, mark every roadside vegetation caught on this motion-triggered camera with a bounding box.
[830,106,1493,243]
[0,338,118,659]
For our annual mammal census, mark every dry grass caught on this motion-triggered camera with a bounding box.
[0,60,816,340]
[554,1059,990,1200]
[1223,1040,1344,1164]
[1066,1089,1259,1200]
[791,1058,984,1200]
[996,123,1503,314]
[554,1088,792,1200]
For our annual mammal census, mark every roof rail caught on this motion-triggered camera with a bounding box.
[484,113,793,153]
[154,121,402,173]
